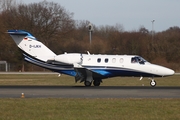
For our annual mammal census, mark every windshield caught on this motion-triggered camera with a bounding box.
[131,56,147,64]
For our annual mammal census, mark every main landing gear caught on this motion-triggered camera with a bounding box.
[84,80,101,87]
[84,81,92,87]
[93,80,101,86]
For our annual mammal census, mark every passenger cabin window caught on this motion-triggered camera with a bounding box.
[105,58,109,63]
[112,58,116,63]
[131,56,146,64]
[97,58,101,63]
[120,58,124,63]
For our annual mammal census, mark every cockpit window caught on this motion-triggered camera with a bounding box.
[131,56,146,64]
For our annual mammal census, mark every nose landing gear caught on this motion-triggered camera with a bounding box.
[149,78,156,87]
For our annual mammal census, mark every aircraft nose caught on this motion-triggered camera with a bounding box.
[153,64,175,76]
[168,69,175,75]
[164,68,175,76]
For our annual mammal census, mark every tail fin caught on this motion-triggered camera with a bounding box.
[8,30,56,62]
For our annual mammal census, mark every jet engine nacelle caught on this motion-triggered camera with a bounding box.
[54,53,82,64]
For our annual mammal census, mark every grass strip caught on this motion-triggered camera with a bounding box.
[0,98,179,120]
[0,74,180,86]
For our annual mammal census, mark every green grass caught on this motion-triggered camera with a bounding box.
[0,74,179,120]
[0,74,179,86]
[0,98,179,120]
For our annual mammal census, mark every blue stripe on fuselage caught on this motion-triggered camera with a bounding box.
[91,69,161,78]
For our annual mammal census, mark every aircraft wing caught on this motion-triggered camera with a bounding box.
[47,59,109,82]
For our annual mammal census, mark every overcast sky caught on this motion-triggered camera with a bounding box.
[24,0,180,32]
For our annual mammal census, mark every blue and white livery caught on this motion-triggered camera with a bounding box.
[8,30,174,87]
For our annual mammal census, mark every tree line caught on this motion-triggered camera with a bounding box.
[0,0,179,71]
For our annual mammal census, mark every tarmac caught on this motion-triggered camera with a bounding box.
[0,72,179,99]
[0,86,179,98]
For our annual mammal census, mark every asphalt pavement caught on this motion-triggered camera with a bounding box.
[0,86,179,98]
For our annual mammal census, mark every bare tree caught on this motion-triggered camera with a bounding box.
[0,0,21,11]
[1,0,75,46]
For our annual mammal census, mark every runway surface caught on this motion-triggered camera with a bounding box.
[0,86,180,98]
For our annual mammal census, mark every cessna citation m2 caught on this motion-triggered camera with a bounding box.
[7,30,174,87]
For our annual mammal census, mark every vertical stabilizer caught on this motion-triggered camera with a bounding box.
[8,30,56,62]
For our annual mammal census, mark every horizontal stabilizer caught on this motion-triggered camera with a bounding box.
[7,30,37,40]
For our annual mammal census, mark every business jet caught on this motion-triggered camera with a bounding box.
[7,30,174,87]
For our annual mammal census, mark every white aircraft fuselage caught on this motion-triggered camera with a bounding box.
[7,30,175,87]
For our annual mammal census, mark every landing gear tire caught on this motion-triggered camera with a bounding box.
[84,81,92,87]
[150,80,156,87]
[93,80,101,86]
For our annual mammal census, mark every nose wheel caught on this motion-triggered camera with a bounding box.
[150,79,156,87]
